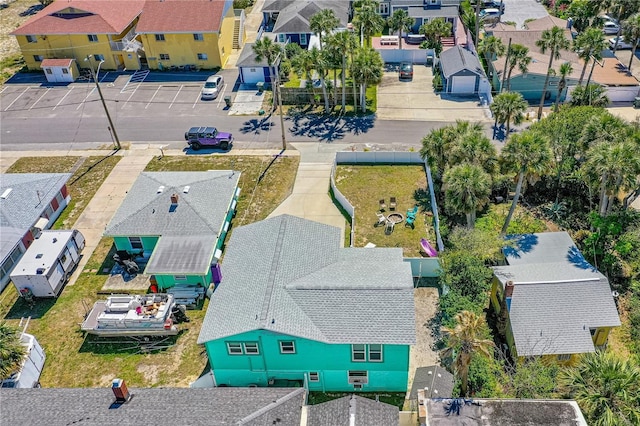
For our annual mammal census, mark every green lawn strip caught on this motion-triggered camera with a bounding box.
[476,203,548,235]
[6,156,80,174]
[335,165,432,257]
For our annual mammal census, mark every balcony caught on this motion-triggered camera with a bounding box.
[110,26,143,52]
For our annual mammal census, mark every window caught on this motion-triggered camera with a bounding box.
[45,68,53,74]
[56,193,64,206]
[348,370,368,384]
[309,372,319,382]
[43,205,54,219]
[279,341,296,354]
[174,275,187,281]
[155,34,165,41]
[129,237,143,250]
[193,33,204,41]
[221,46,225,55]
[429,0,438,4]
[26,35,37,43]
[34,55,43,62]
[378,3,389,14]
[557,354,571,361]
[88,34,98,42]
[300,33,307,45]
[227,342,242,354]
[159,53,170,60]
[60,254,68,264]
[278,34,285,43]
[243,342,259,354]
[62,68,69,74]
[352,344,366,362]
[94,54,104,62]
[368,344,383,362]
[250,68,256,72]
[197,53,208,60]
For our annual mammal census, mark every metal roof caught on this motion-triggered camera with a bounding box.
[145,235,217,275]
[198,215,416,345]
[409,365,454,400]
[503,232,580,265]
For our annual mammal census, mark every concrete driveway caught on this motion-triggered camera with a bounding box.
[376,65,491,122]
[500,0,548,29]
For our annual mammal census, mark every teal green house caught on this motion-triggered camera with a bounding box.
[197,215,416,392]
[104,171,240,290]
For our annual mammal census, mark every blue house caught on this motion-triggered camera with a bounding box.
[198,215,416,392]
[104,171,240,291]
[378,0,461,35]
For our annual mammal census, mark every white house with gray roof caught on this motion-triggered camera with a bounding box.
[198,214,415,392]
[104,171,240,291]
[490,232,621,363]
[0,173,71,292]
[438,45,488,95]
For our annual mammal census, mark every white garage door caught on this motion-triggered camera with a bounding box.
[451,75,476,94]
[241,67,266,84]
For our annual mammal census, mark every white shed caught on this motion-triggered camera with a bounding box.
[10,230,85,298]
[41,58,79,83]
[0,332,45,389]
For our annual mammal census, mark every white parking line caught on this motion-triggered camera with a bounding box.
[122,84,139,109]
[146,85,162,109]
[192,91,200,109]
[29,88,51,110]
[217,86,228,108]
[0,86,8,94]
[53,87,74,110]
[77,87,95,110]
[3,87,29,112]
[169,85,183,109]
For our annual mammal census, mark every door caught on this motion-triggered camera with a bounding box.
[451,75,477,94]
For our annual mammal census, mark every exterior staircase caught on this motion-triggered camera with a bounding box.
[233,9,245,49]
[441,37,455,47]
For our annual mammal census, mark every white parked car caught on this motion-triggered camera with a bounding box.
[479,8,502,20]
[201,75,224,100]
[602,21,620,35]
[609,36,637,50]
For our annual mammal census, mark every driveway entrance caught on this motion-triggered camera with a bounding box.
[376,65,491,122]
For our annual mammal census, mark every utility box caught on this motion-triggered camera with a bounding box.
[11,230,85,298]
[224,96,232,107]
[634,97,640,109]
[256,82,264,93]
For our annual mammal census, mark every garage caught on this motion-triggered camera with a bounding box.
[236,43,271,84]
[439,46,486,95]
[451,75,477,94]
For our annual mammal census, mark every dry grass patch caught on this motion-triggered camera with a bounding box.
[1,0,41,83]
[335,165,432,257]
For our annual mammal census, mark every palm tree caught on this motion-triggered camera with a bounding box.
[554,62,574,112]
[309,9,339,50]
[291,49,316,104]
[500,131,554,234]
[352,0,385,47]
[503,44,531,92]
[253,37,283,104]
[450,129,499,175]
[536,26,571,119]
[0,322,26,380]
[420,18,452,57]
[326,31,359,112]
[443,164,492,228]
[622,12,640,70]
[387,9,415,50]
[441,311,495,396]
[490,91,528,138]
[573,28,608,84]
[570,83,610,107]
[309,47,331,112]
[560,351,640,426]
[420,126,452,178]
[478,35,506,64]
[351,47,384,112]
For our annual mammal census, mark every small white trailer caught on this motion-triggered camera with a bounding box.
[10,229,85,298]
[1,320,45,389]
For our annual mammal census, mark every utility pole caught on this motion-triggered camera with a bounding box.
[273,52,286,151]
[85,56,121,150]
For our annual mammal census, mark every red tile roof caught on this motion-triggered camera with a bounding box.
[136,0,226,33]
[11,0,144,35]
[41,58,75,67]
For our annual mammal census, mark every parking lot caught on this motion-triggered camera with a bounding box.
[1,70,238,119]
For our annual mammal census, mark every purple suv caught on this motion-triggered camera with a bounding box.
[184,127,233,151]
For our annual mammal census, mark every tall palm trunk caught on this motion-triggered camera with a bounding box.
[555,82,565,112]
[360,78,367,112]
[333,70,338,110]
[505,116,511,137]
[501,170,525,235]
[629,44,638,70]
[506,66,515,91]
[578,59,589,84]
[320,74,330,112]
[341,56,347,111]
[537,54,555,119]
[460,353,471,396]
[598,171,609,216]
[466,211,476,229]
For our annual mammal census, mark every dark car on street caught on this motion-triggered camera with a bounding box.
[399,62,414,80]
[184,127,233,151]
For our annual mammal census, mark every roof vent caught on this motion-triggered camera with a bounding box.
[170,193,179,204]
[183,186,190,194]
[157,185,165,194]
[1,188,12,199]
[36,253,43,259]
[36,268,46,275]
[52,238,57,243]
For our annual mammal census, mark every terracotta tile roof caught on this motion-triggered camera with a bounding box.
[41,58,75,67]
[525,15,568,31]
[11,0,144,35]
[591,59,640,86]
[136,0,226,33]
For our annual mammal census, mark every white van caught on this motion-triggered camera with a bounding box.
[480,8,502,20]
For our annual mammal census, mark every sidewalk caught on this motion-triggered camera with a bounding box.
[268,143,346,245]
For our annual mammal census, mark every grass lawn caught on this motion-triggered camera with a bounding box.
[335,165,433,257]
[475,203,548,235]
[6,155,121,229]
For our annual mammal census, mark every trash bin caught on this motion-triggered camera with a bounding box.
[256,82,264,93]
[634,97,640,109]
[224,96,232,107]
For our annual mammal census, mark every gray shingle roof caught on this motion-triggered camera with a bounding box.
[198,215,416,345]
[0,387,304,426]
[306,395,399,426]
[439,45,484,78]
[270,1,350,34]
[503,232,579,265]
[407,5,459,19]
[409,365,454,400]
[237,43,268,68]
[1,173,71,261]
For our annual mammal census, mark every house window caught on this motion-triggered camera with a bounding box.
[278,34,285,43]
[62,68,69,74]
[60,254,68,264]
[429,0,438,4]
[197,53,208,60]
[557,354,571,361]
[348,370,368,384]
[94,54,104,62]
[88,34,98,42]
[250,68,256,72]
[26,35,37,43]
[193,33,204,41]
[243,342,260,354]
[56,193,64,206]
[155,34,165,41]
[309,372,319,382]
[129,237,143,250]
[159,54,170,60]
[227,342,243,354]
[378,3,389,14]
[221,46,225,55]
[43,205,54,219]
[279,341,296,354]
[352,344,366,362]
[34,55,43,62]
[45,68,53,74]
[368,344,383,362]
[174,275,187,281]
[300,33,307,45]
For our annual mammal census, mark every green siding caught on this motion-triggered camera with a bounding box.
[155,271,211,290]
[112,236,159,255]
[204,330,410,392]
[506,74,579,103]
